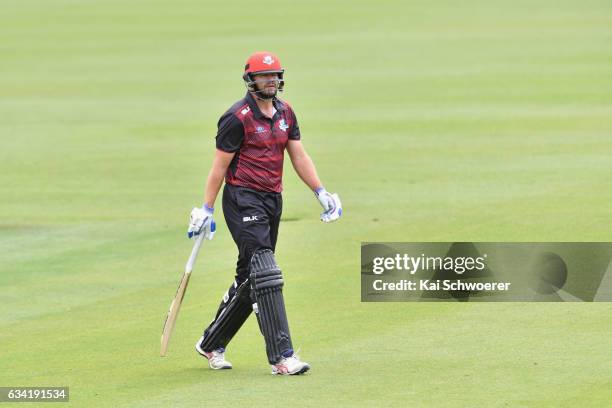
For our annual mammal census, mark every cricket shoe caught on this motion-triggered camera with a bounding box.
[195,336,232,370]
[271,353,310,375]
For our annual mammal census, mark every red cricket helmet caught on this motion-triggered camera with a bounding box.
[242,51,285,94]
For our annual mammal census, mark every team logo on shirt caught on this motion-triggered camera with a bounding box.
[263,55,274,65]
[241,106,250,115]
[279,119,289,132]
[255,126,266,133]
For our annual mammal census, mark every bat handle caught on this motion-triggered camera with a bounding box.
[185,233,206,273]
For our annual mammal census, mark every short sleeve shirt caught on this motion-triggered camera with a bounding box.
[215,92,300,193]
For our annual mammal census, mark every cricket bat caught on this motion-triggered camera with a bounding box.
[160,233,206,357]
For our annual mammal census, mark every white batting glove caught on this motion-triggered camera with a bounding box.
[315,187,343,223]
[187,205,216,239]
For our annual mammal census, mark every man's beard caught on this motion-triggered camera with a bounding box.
[253,82,278,100]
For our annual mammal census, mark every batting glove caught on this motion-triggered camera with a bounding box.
[187,204,216,239]
[315,187,343,223]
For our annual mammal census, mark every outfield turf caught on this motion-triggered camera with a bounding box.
[2,0,612,406]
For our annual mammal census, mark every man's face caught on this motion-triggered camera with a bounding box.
[252,73,279,98]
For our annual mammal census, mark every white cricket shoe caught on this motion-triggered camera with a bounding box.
[195,336,232,370]
[271,353,310,375]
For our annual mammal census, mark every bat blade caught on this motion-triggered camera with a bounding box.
[160,233,206,357]
[160,271,192,356]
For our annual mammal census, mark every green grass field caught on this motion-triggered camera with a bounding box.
[2,0,612,406]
